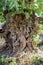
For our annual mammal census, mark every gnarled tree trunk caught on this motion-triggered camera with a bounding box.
[2,13,39,55]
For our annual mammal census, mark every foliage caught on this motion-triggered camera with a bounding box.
[0,16,6,23]
[39,24,43,34]
[34,0,43,18]
[32,54,43,65]
[0,0,43,23]
[33,24,43,44]
[0,54,17,65]
[0,55,8,65]
[9,58,17,65]
[34,58,43,65]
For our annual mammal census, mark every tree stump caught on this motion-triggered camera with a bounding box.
[2,14,39,54]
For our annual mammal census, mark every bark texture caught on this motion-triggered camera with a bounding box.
[2,14,39,54]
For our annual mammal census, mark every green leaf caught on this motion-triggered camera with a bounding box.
[0,15,6,23]
[25,12,30,19]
